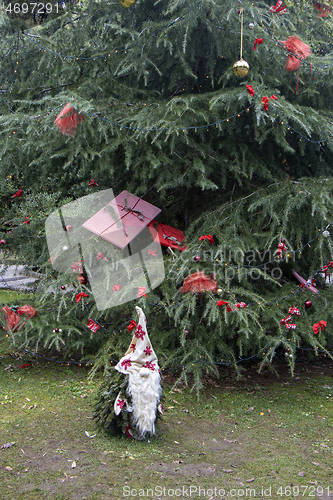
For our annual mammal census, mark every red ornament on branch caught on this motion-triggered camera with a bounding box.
[54,102,85,138]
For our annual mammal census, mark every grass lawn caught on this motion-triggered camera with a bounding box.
[0,336,332,500]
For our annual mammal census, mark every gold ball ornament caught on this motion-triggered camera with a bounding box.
[232,59,250,77]
[217,288,223,295]
[119,0,136,6]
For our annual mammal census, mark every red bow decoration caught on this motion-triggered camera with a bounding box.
[88,179,98,187]
[137,286,147,298]
[279,36,313,92]
[24,217,30,225]
[288,306,300,316]
[54,102,85,138]
[127,320,137,331]
[0,239,6,244]
[217,300,232,312]
[12,189,23,198]
[246,84,255,96]
[262,96,269,111]
[148,249,158,256]
[280,305,300,329]
[87,319,101,333]
[262,95,278,111]
[199,234,214,245]
[253,38,263,50]
[1,304,37,332]
[96,252,108,261]
[276,239,287,258]
[313,320,327,334]
[20,363,32,368]
[76,292,88,303]
[270,0,287,14]
[71,260,84,274]
[113,283,122,292]
[321,261,333,276]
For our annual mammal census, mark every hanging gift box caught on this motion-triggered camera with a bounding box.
[82,190,161,249]
[148,221,186,251]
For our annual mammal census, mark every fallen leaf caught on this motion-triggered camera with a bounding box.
[173,388,182,393]
[245,407,255,412]
[224,439,237,443]
[1,442,15,449]
[5,466,13,471]
[222,469,233,473]
[320,443,329,448]
[174,441,179,444]
[246,478,255,483]
[298,471,305,477]
[311,462,320,466]
[71,461,76,469]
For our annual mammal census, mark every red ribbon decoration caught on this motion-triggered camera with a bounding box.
[12,189,23,198]
[270,0,287,14]
[127,320,137,331]
[87,319,101,333]
[24,217,30,225]
[0,239,6,244]
[321,261,333,276]
[313,320,327,334]
[137,286,147,298]
[71,260,84,274]
[288,306,300,316]
[88,179,98,187]
[76,292,88,303]
[236,302,247,309]
[277,239,287,258]
[96,252,108,261]
[280,305,300,329]
[253,38,263,50]
[217,300,232,312]
[199,234,214,245]
[262,96,269,111]
[246,84,255,96]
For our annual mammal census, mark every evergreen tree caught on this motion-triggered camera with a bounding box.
[1,0,333,393]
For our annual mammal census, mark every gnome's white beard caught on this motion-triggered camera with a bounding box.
[127,370,162,437]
